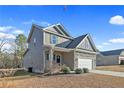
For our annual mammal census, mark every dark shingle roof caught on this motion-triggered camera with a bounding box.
[56,40,72,48]
[101,49,124,56]
[56,34,87,48]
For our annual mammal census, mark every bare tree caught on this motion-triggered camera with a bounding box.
[0,38,9,68]
[9,42,19,68]
[0,38,8,53]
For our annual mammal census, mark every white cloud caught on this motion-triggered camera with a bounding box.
[1,43,15,52]
[102,42,111,45]
[97,45,104,48]
[0,26,15,32]
[41,21,51,26]
[109,38,124,43]
[0,32,16,39]
[13,30,24,34]
[121,32,124,34]
[109,15,124,25]
[22,19,36,25]
[22,19,51,26]
[0,26,24,35]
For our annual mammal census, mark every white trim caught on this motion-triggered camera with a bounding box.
[75,48,98,54]
[43,32,45,44]
[54,46,72,52]
[43,29,73,39]
[43,23,73,39]
[27,25,34,42]
[43,44,73,52]
[59,23,71,37]
[76,34,88,48]
[43,23,59,30]
[43,48,46,73]
[55,25,66,36]
[43,23,70,37]
[88,34,98,51]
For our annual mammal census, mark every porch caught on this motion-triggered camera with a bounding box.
[43,45,73,72]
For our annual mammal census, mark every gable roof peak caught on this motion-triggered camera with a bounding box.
[32,24,44,29]
[43,23,71,37]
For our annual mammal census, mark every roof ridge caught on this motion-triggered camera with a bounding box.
[101,48,124,53]
[73,34,88,39]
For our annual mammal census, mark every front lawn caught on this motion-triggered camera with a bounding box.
[14,70,35,76]
[0,73,124,88]
[96,65,124,72]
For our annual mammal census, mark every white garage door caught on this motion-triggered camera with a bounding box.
[78,59,93,70]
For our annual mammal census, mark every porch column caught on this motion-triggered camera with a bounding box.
[49,48,53,71]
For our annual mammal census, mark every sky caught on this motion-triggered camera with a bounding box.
[0,5,124,51]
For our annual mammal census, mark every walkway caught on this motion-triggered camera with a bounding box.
[90,70,124,77]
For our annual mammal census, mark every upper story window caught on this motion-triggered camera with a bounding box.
[34,38,36,46]
[50,35,58,44]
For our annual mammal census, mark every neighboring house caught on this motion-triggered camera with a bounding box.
[23,23,98,73]
[96,49,124,66]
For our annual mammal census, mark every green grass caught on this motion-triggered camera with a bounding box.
[14,70,35,76]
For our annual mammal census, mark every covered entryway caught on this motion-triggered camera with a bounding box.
[78,59,93,70]
[44,45,72,72]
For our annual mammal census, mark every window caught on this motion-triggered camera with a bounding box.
[46,53,49,61]
[51,35,58,44]
[56,55,60,63]
[34,38,36,46]
[53,54,56,61]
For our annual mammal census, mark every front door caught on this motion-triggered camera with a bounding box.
[56,55,61,64]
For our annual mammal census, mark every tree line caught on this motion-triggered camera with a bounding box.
[0,34,27,69]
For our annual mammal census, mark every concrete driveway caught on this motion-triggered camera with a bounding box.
[90,70,124,77]
[96,65,124,72]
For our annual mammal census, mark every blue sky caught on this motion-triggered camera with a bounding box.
[0,5,124,51]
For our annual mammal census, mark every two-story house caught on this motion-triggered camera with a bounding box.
[23,23,98,73]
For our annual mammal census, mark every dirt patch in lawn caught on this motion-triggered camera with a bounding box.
[0,73,124,88]
[96,65,124,72]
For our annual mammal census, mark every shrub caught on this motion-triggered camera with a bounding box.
[75,68,83,74]
[70,68,74,71]
[61,65,70,74]
[83,68,89,73]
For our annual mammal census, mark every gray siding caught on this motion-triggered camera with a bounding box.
[96,54,119,66]
[23,27,44,73]
[44,32,69,45]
